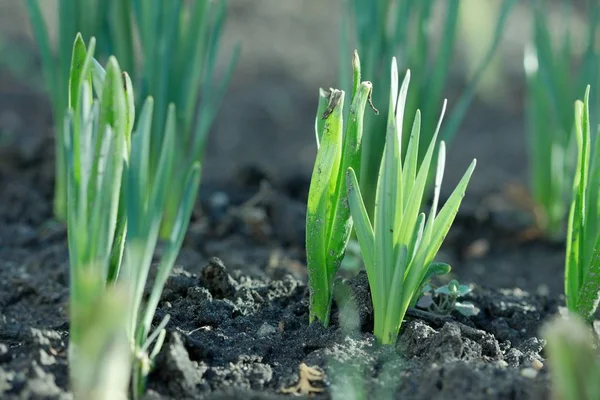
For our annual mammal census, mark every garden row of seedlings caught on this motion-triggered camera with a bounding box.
[24,0,600,398]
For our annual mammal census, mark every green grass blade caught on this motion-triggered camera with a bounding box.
[151,0,182,162]
[315,89,330,148]
[68,34,93,111]
[393,69,410,220]
[426,159,477,266]
[127,99,153,239]
[396,102,447,247]
[383,243,409,343]
[59,0,77,103]
[141,163,201,343]
[91,58,107,97]
[374,58,401,305]
[68,36,96,189]
[306,89,344,324]
[125,109,176,359]
[97,58,127,139]
[577,235,600,322]
[25,0,57,103]
[89,59,127,274]
[401,110,422,208]
[346,165,380,329]
[427,141,447,237]
[107,180,127,283]
[64,110,79,267]
[122,72,135,152]
[91,57,126,209]
[107,71,134,283]
[401,158,475,308]
[421,0,459,134]
[178,0,211,134]
[86,125,117,271]
[149,104,177,220]
[346,168,375,273]
[324,80,372,276]
[579,88,592,274]
[109,0,135,75]
[566,91,591,310]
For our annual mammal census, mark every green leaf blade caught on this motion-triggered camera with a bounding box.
[306,89,344,325]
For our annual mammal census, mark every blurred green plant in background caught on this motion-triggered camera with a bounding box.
[543,314,600,400]
[25,0,238,232]
[524,0,599,238]
[341,0,515,215]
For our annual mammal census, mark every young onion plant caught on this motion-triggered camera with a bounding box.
[524,0,599,238]
[346,58,476,345]
[565,86,600,323]
[65,35,201,399]
[542,314,600,400]
[26,0,238,227]
[306,51,375,326]
[342,0,514,215]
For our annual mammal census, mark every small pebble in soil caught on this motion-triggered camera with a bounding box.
[0,344,9,363]
[520,367,538,379]
[207,191,230,221]
[256,322,277,338]
[531,359,544,371]
[37,349,55,366]
[464,238,490,259]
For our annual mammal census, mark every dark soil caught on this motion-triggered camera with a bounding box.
[0,66,566,399]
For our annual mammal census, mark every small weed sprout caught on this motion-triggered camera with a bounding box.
[418,280,479,317]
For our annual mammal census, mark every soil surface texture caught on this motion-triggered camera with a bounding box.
[0,149,563,399]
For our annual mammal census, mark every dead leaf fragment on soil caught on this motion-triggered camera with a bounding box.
[281,363,325,395]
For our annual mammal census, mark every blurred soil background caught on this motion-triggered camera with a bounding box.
[0,0,544,192]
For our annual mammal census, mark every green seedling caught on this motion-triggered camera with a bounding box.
[26,0,238,227]
[418,279,479,317]
[346,57,476,345]
[306,51,375,326]
[342,0,514,216]
[565,86,600,322]
[65,35,201,399]
[524,0,600,237]
[543,314,600,400]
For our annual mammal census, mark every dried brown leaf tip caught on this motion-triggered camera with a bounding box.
[321,89,343,120]
[280,363,325,396]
